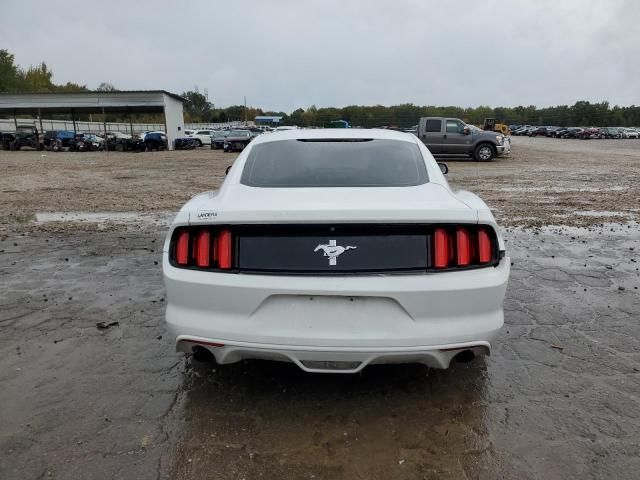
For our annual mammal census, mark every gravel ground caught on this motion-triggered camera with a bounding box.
[0,136,639,233]
[0,138,639,479]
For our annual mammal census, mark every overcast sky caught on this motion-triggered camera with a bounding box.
[2,0,638,112]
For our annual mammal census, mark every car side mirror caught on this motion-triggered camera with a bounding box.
[225,165,232,175]
[437,162,448,175]
[463,127,470,135]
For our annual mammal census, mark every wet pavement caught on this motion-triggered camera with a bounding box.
[1,224,639,479]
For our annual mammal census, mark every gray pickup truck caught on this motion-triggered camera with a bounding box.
[417,117,510,161]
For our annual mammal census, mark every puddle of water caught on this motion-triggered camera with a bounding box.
[36,211,175,225]
[510,221,639,236]
[499,186,626,193]
[575,210,632,218]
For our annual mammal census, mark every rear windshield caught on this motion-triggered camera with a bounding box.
[241,139,428,188]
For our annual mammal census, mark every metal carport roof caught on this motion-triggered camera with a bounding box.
[0,90,186,115]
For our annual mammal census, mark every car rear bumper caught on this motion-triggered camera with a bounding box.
[175,336,493,373]
[164,258,510,371]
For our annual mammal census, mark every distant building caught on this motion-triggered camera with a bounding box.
[255,116,283,126]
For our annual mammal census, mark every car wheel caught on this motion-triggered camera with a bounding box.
[195,139,202,147]
[474,143,494,162]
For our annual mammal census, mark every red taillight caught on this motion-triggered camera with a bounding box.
[217,229,232,269]
[195,230,211,267]
[175,230,189,265]
[456,228,470,266]
[433,226,495,269]
[172,227,233,270]
[434,228,449,269]
[478,229,492,264]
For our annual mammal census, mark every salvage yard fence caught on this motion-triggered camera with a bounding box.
[0,118,244,135]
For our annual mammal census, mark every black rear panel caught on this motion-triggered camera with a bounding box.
[236,224,429,274]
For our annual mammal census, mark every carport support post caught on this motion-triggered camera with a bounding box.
[72,110,77,136]
[129,113,133,137]
[38,109,43,134]
[102,108,107,155]
[163,112,168,148]
[13,111,18,130]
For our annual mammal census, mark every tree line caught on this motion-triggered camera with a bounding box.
[2,49,640,127]
[182,92,640,129]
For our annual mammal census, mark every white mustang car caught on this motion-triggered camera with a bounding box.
[163,129,510,373]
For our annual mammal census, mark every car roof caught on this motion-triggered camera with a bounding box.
[251,128,419,145]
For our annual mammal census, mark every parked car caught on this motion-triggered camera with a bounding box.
[223,130,253,152]
[0,125,42,150]
[43,130,76,151]
[68,133,103,152]
[104,132,140,151]
[174,137,197,150]
[562,127,584,139]
[528,126,550,137]
[189,129,215,146]
[163,128,510,373]
[210,130,228,150]
[512,126,531,136]
[577,128,600,139]
[144,132,167,150]
[621,128,639,139]
[417,117,509,161]
[600,127,622,139]
[139,130,165,142]
[551,127,570,138]
[83,134,105,150]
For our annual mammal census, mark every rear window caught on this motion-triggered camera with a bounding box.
[241,139,428,188]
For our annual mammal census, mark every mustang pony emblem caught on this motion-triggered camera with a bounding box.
[314,240,357,266]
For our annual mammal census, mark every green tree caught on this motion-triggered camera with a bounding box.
[96,82,117,92]
[181,90,214,122]
[56,82,88,92]
[0,49,20,92]
[21,62,55,92]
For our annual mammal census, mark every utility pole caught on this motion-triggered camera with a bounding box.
[244,96,247,126]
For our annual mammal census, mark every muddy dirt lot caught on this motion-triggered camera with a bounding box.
[1,138,639,479]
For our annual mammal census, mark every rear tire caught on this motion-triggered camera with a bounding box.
[474,143,494,162]
[195,139,202,147]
